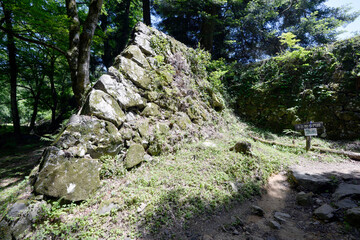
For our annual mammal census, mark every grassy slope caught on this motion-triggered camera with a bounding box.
[1,110,350,240]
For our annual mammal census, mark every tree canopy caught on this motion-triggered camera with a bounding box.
[154,0,359,62]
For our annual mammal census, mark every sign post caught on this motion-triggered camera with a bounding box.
[294,121,323,151]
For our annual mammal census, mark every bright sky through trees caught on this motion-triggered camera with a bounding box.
[325,0,360,39]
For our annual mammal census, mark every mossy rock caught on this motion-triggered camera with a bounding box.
[122,45,150,69]
[147,142,162,156]
[81,89,125,127]
[116,56,152,90]
[34,147,101,201]
[175,112,192,130]
[125,144,146,169]
[137,119,150,138]
[55,115,123,158]
[93,74,145,110]
[141,103,161,117]
[155,122,170,135]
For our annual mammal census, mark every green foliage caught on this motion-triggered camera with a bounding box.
[279,32,302,50]
[226,35,360,137]
[154,0,359,62]
[99,155,126,179]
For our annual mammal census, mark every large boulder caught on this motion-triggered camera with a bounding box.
[54,115,123,158]
[124,144,146,169]
[93,74,145,110]
[81,89,125,127]
[34,147,101,201]
[115,56,152,90]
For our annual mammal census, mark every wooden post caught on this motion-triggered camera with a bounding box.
[306,136,311,151]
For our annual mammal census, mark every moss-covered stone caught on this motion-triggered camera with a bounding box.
[147,142,162,156]
[211,92,224,111]
[146,91,159,101]
[141,103,161,117]
[116,56,152,90]
[155,122,170,135]
[125,144,146,169]
[35,147,101,201]
[175,112,192,130]
[93,74,145,110]
[81,89,125,127]
[122,45,150,69]
[55,115,123,158]
[137,119,150,137]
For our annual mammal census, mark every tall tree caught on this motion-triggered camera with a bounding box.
[1,1,21,138]
[0,0,104,106]
[66,0,104,105]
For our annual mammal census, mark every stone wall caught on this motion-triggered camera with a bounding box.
[227,37,360,139]
[32,22,225,201]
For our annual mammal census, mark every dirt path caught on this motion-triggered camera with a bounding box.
[174,160,360,240]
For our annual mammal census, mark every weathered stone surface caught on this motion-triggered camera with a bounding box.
[314,204,334,220]
[35,152,101,201]
[289,166,334,193]
[269,220,281,229]
[2,200,49,240]
[274,212,291,223]
[27,200,48,223]
[82,89,125,127]
[0,219,12,240]
[335,198,358,209]
[211,92,224,111]
[116,56,152,90]
[122,45,150,69]
[137,119,150,138]
[133,31,155,56]
[147,141,162,156]
[11,216,32,240]
[332,183,360,201]
[125,144,146,169]
[296,191,313,206]
[141,103,161,117]
[7,201,27,219]
[175,112,192,130]
[56,115,123,158]
[155,122,170,135]
[251,205,265,216]
[345,207,360,227]
[94,74,145,110]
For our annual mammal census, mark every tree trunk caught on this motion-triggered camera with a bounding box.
[2,3,21,139]
[30,91,41,130]
[143,0,151,26]
[49,56,58,129]
[66,0,103,107]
